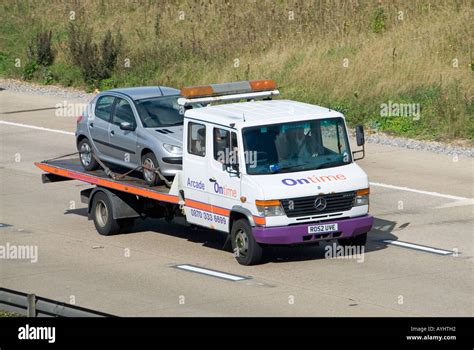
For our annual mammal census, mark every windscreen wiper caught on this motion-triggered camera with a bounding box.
[271,164,307,173]
[315,160,347,170]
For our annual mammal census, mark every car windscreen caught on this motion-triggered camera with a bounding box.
[135,95,184,128]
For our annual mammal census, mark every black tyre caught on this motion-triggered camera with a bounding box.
[91,192,121,236]
[338,232,367,247]
[78,138,99,171]
[141,152,162,186]
[231,219,263,266]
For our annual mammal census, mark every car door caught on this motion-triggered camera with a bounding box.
[108,97,139,167]
[89,95,114,157]
[208,127,240,232]
[182,120,215,228]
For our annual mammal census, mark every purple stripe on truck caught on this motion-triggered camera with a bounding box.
[252,215,374,245]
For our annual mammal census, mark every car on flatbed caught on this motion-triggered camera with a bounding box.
[38,80,373,265]
[76,86,190,186]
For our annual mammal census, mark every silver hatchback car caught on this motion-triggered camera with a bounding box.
[76,86,189,185]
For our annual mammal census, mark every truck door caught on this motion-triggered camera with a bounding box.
[182,120,214,228]
[208,127,240,232]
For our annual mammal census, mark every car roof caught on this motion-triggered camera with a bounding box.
[185,99,344,128]
[107,86,180,100]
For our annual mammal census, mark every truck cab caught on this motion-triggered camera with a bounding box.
[178,80,374,265]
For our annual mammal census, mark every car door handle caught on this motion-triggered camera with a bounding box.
[89,122,94,128]
[209,177,216,182]
[110,130,115,136]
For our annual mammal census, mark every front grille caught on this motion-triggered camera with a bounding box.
[280,191,355,218]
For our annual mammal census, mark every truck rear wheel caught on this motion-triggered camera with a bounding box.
[91,192,121,236]
[338,232,367,247]
[231,219,263,266]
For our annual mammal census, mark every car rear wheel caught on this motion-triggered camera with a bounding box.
[78,138,99,171]
[142,152,163,186]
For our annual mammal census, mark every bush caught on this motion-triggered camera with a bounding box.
[22,61,38,80]
[27,30,55,66]
[42,67,54,85]
[67,23,122,87]
[371,7,386,33]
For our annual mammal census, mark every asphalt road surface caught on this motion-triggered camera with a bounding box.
[1,89,473,316]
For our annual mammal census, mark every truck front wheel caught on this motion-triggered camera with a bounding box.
[231,219,263,266]
[338,232,367,247]
[91,192,121,236]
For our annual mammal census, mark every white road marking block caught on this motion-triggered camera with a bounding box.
[0,120,74,135]
[175,264,248,281]
[382,240,455,255]
[370,182,467,201]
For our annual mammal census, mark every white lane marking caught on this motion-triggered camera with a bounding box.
[0,120,74,135]
[370,182,467,201]
[175,264,248,281]
[382,240,455,255]
[436,198,474,209]
[1,120,470,203]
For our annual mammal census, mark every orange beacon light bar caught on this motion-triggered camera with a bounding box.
[179,80,279,104]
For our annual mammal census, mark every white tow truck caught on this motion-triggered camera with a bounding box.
[36,80,373,265]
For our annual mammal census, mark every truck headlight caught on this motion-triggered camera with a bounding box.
[354,188,370,206]
[255,200,285,217]
[163,143,182,155]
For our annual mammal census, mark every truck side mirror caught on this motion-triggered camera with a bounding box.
[223,162,240,178]
[356,125,365,146]
[353,125,365,161]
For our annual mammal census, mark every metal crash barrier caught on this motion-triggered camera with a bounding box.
[0,287,114,317]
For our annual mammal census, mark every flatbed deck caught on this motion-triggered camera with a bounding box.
[35,158,179,204]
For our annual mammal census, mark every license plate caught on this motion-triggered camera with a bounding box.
[308,223,338,234]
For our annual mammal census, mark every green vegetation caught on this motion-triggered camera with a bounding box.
[0,0,472,141]
[0,310,22,317]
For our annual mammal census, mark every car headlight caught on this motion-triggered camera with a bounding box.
[354,188,369,206]
[255,200,285,217]
[163,143,182,155]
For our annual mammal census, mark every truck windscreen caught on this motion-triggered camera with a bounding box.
[242,117,352,175]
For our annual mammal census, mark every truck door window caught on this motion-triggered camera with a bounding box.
[321,120,348,155]
[95,95,115,122]
[112,98,136,127]
[188,122,206,156]
[213,128,230,163]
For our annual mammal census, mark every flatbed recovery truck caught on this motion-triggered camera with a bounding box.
[36,80,374,265]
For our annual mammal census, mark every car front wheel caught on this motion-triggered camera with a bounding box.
[142,152,163,186]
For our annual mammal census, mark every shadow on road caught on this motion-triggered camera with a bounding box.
[94,215,401,264]
[64,208,89,217]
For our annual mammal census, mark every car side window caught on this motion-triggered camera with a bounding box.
[95,95,114,122]
[113,98,136,126]
[188,122,206,157]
